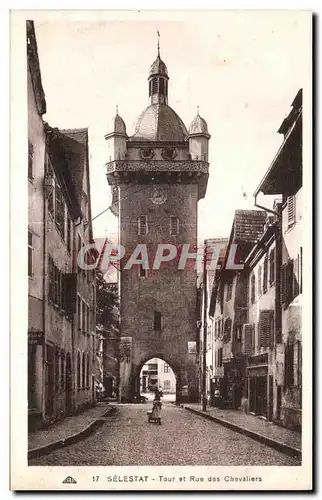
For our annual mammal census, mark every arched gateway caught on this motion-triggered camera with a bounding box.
[105,48,210,403]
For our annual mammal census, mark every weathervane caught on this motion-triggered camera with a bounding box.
[157,30,160,56]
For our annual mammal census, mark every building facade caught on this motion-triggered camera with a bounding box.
[105,49,210,403]
[27,21,96,429]
[27,20,47,429]
[205,90,303,431]
[254,89,303,430]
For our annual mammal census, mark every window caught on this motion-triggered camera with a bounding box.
[226,280,233,301]
[258,265,262,296]
[285,342,294,387]
[82,353,86,388]
[28,231,33,277]
[47,163,55,216]
[163,380,170,390]
[61,355,65,389]
[250,273,256,304]
[164,364,170,373]
[170,216,179,236]
[269,248,275,285]
[67,213,72,253]
[138,215,148,235]
[82,300,86,333]
[87,305,90,334]
[86,354,90,387]
[77,296,82,330]
[77,352,81,389]
[28,141,34,180]
[263,255,268,294]
[223,318,232,343]
[159,78,165,95]
[152,77,158,94]
[55,184,65,237]
[154,311,162,332]
[218,348,223,367]
[139,264,147,278]
[287,195,296,228]
[28,345,37,409]
[55,349,60,392]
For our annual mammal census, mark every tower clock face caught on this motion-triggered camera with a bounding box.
[139,148,155,160]
[161,147,177,160]
[150,187,167,205]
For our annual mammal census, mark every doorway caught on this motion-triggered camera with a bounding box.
[45,344,54,417]
[65,353,72,415]
[249,375,267,417]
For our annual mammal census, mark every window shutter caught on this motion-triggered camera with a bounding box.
[259,310,274,347]
[286,260,294,306]
[280,264,287,307]
[244,324,253,356]
[287,195,295,226]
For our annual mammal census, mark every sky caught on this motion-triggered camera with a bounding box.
[33,10,311,243]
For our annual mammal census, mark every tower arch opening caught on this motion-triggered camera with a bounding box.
[138,357,177,402]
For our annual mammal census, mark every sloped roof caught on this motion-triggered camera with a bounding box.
[27,20,46,115]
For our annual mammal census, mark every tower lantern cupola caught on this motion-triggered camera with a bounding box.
[148,43,169,105]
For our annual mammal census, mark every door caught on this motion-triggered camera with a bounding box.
[256,376,267,416]
[65,353,72,415]
[249,377,256,413]
[92,375,95,402]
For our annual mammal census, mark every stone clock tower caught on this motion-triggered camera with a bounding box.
[105,49,210,402]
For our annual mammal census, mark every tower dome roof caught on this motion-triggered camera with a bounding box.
[130,103,188,142]
[149,55,169,78]
[189,112,210,137]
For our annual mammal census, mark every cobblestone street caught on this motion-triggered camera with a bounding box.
[29,402,300,466]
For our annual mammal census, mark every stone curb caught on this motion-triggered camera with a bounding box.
[183,405,301,460]
[28,406,117,460]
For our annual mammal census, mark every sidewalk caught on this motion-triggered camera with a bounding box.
[28,402,114,459]
[184,404,301,459]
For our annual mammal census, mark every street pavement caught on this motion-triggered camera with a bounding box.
[29,402,300,466]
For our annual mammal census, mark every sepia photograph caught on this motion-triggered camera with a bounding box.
[10,8,312,491]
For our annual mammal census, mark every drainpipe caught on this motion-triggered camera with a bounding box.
[254,192,280,217]
[42,146,48,421]
[254,192,283,420]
